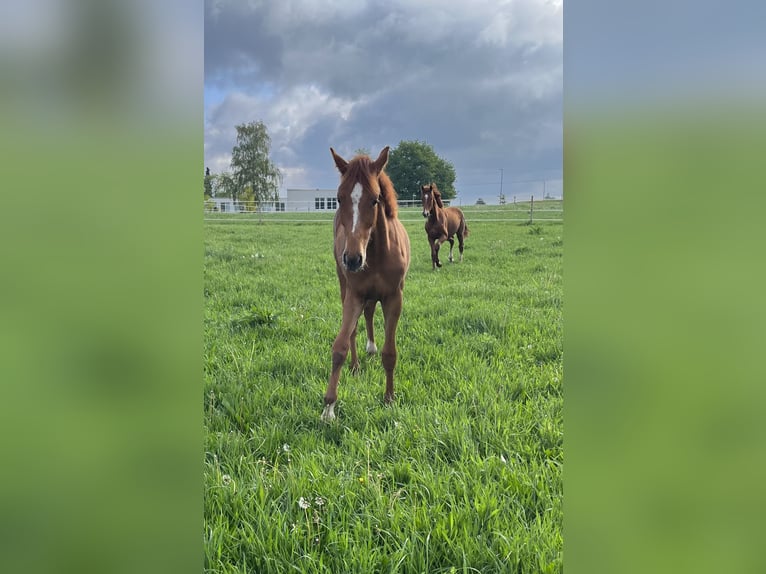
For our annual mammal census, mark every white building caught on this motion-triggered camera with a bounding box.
[207,197,238,212]
[284,189,338,212]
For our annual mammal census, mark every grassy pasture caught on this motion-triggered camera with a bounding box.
[204,204,563,573]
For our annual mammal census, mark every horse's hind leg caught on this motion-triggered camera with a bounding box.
[364,301,377,354]
[448,237,455,263]
[458,230,465,262]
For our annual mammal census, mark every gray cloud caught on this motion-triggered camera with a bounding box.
[204,0,562,202]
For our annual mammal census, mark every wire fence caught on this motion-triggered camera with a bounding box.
[204,197,563,224]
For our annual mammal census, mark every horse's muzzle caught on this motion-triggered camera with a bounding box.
[422,211,429,218]
[342,251,364,272]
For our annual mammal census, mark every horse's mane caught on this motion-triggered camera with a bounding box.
[423,182,444,209]
[377,170,398,218]
[346,155,399,218]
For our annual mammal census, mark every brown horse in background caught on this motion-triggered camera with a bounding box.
[321,146,411,422]
[421,183,469,269]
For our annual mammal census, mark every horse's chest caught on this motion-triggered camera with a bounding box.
[344,268,402,302]
[428,224,446,239]
[427,214,447,234]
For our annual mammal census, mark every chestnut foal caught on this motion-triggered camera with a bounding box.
[421,183,469,269]
[321,147,411,421]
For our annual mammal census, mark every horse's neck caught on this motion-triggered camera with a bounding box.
[429,205,442,222]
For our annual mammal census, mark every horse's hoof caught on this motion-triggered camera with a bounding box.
[366,340,378,354]
[384,393,395,404]
[436,261,442,268]
[350,360,360,374]
[321,402,336,422]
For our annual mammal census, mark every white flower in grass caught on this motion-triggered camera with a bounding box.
[500,454,507,464]
[282,444,290,452]
[298,497,311,509]
[314,496,325,507]
[221,474,232,486]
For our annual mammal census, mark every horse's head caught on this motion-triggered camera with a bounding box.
[331,146,391,272]
[421,183,443,217]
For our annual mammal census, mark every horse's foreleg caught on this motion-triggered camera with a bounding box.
[364,301,377,354]
[431,237,443,269]
[447,237,455,263]
[322,297,364,421]
[380,293,403,404]
[349,321,360,373]
[340,275,360,373]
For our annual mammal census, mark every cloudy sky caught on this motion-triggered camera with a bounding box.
[204,0,562,204]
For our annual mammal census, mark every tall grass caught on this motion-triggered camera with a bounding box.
[204,209,563,573]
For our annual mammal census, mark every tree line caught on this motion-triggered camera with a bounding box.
[205,121,457,206]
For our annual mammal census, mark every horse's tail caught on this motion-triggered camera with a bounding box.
[462,216,470,238]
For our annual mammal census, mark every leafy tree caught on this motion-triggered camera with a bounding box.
[230,121,282,205]
[204,167,213,199]
[386,140,457,201]
[239,185,256,211]
[211,172,237,199]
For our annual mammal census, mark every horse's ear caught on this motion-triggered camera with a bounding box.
[330,147,348,174]
[371,146,390,174]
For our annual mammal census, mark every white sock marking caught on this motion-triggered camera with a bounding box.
[321,402,336,421]
[350,182,362,232]
[366,339,378,354]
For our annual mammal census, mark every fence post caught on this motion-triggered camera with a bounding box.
[529,195,534,223]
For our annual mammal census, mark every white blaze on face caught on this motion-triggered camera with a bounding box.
[350,182,363,232]
[423,193,430,216]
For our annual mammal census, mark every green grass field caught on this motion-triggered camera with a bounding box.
[204,204,563,573]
